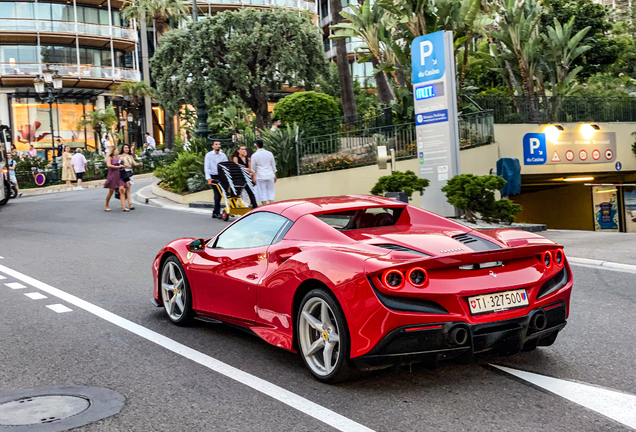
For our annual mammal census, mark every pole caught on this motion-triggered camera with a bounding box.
[192,0,211,141]
[48,95,59,182]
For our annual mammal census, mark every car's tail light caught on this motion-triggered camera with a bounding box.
[555,249,564,267]
[382,269,404,290]
[542,251,553,269]
[406,267,428,288]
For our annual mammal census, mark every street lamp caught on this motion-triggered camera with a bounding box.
[33,65,63,182]
[127,113,134,148]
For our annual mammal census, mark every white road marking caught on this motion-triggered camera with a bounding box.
[0,275,5,279]
[46,304,73,313]
[0,264,374,432]
[5,282,26,289]
[493,365,636,429]
[24,292,47,300]
[569,257,636,274]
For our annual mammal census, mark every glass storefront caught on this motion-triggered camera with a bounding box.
[0,45,133,69]
[11,98,95,154]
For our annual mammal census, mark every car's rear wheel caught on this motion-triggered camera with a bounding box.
[297,289,359,383]
[160,256,194,326]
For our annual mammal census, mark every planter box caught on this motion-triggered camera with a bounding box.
[152,181,222,205]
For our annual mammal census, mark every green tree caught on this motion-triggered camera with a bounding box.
[273,91,340,136]
[151,8,327,129]
[261,125,299,178]
[329,0,357,119]
[441,174,522,223]
[370,170,430,200]
[76,105,118,152]
[113,80,156,145]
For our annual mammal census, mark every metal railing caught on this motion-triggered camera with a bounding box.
[297,110,496,174]
[0,18,136,41]
[186,0,315,10]
[470,95,636,124]
[299,105,393,138]
[0,63,140,81]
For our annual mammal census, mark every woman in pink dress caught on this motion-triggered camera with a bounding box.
[103,146,128,212]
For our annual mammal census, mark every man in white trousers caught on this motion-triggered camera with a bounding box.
[250,139,277,205]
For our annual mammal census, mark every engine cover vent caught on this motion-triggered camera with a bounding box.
[373,244,431,256]
[453,233,501,252]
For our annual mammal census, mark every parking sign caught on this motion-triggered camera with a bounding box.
[523,133,547,165]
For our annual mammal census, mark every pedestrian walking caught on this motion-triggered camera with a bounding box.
[204,141,228,219]
[10,143,18,157]
[101,134,112,153]
[251,139,277,205]
[120,144,142,210]
[56,139,64,157]
[144,132,156,150]
[71,148,87,190]
[231,144,257,208]
[28,144,37,158]
[6,152,21,197]
[270,117,281,132]
[103,146,128,212]
[61,145,76,188]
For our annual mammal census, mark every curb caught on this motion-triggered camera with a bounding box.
[568,257,636,274]
[20,173,156,197]
[133,186,211,215]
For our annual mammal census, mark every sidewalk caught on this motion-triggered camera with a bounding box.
[20,173,155,197]
[543,230,636,267]
[134,182,211,215]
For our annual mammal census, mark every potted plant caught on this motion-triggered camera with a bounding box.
[370,170,429,203]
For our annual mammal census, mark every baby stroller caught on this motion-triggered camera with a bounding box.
[214,161,257,221]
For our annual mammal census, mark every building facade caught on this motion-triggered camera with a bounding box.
[0,0,140,154]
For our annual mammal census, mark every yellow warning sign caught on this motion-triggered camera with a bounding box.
[551,151,561,162]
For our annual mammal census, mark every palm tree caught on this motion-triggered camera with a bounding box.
[122,0,188,42]
[122,0,187,149]
[328,0,357,120]
[113,80,156,108]
[76,105,118,152]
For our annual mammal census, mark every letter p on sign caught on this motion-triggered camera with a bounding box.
[420,41,433,66]
[529,138,541,154]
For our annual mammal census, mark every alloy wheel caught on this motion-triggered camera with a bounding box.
[161,261,186,321]
[299,297,341,377]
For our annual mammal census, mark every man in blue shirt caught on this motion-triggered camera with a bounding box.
[205,141,228,219]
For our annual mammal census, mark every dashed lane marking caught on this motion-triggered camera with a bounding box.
[0,264,375,432]
[493,365,636,430]
[46,304,73,313]
[24,292,47,300]
[5,282,26,289]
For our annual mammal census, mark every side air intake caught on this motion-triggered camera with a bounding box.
[453,234,501,252]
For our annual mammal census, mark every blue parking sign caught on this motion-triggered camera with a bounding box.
[411,31,446,84]
[523,133,547,165]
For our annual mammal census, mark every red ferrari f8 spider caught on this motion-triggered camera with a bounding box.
[152,196,572,382]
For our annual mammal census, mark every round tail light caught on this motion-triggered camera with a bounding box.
[407,267,428,287]
[543,251,553,269]
[555,249,564,266]
[382,269,404,290]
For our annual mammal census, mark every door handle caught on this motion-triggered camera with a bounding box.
[246,273,258,280]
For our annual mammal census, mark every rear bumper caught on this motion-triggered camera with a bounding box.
[351,301,567,370]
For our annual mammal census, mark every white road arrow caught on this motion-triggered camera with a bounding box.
[493,365,636,429]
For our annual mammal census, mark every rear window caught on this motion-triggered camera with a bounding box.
[315,207,403,230]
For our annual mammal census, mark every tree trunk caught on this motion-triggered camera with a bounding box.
[371,56,395,104]
[329,0,356,121]
[164,110,175,150]
[245,87,271,130]
[459,35,471,91]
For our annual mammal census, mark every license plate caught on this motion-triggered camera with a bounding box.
[468,289,529,315]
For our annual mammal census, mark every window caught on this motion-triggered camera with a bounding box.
[214,212,290,249]
[14,2,34,19]
[315,207,404,230]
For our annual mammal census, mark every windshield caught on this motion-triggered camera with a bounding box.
[315,207,403,230]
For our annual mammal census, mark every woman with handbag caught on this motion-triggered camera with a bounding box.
[119,144,142,210]
[61,145,76,188]
[103,146,128,212]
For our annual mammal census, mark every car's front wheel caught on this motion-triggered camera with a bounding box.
[296,289,359,383]
[160,256,194,326]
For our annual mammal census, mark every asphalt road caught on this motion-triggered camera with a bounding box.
[0,180,634,431]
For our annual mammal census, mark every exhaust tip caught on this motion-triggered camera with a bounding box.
[449,326,469,346]
[530,312,547,331]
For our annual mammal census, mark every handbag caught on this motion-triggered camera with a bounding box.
[120,168,131,183]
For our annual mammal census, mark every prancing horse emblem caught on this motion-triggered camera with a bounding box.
[490,270,497,278]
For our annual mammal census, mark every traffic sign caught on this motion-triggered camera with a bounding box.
[616,161,622,171]
[605,149,614,160]
[551,151,560,162]
[34,173,46,186]
[566,150,574,161]
[579,150,588,161]
[592,149,600,160]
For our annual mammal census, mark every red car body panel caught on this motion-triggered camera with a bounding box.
[153,196,573,362]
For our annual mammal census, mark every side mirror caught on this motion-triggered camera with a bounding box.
[187,238,206,252]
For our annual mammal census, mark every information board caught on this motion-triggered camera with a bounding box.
[523,132,617,165]
[411,31,460,217]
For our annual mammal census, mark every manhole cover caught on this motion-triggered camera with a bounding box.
[0,396,90,426]
[0,387,124,432]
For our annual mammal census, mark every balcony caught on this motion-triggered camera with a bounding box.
[324,39,366,59]
[0,63,140,89]
[0,18,137,51]
[187,0,316,13]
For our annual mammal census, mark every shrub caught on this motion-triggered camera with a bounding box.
[261,124,298,178]
[187,173,209,193]
[273,91,340,137]
[441,174,522,223]
[154,152,203,193]
[371,170,430,200]
[15,155,48,172]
